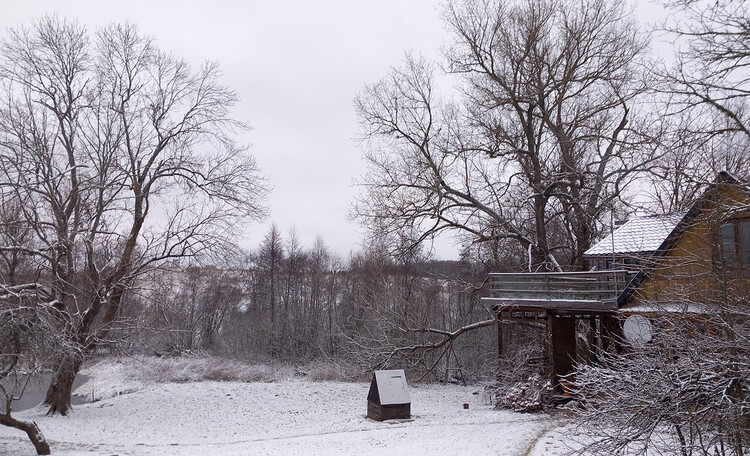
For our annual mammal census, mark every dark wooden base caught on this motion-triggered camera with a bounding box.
[367,402,411,421]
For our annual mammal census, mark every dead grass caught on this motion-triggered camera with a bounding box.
[296,359,363,382]
[83,355,360,386]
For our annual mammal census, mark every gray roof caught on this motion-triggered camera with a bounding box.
[584,214,685,257]
[373,369,410,405]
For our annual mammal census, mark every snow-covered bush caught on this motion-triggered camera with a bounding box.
[572,314,750,456]
[76,354,363,403]
[128,355,297,384]
[504,374,554,413]
[486,323,550,411]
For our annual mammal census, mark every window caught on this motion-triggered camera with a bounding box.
[720,219,750,265]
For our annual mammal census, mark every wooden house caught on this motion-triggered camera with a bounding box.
[482,172,750,386]
[367,369,411,421]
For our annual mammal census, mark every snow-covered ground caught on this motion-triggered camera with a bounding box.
[0,361,573,456]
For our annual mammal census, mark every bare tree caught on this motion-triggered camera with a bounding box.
[646,118,750,213]
[355,0,660,271]
[257,224,284,357]
[663,0,750,140]
[643,0,750,211]
[0,17,267,414]
[0,284,62,455]
[339,239,496,381]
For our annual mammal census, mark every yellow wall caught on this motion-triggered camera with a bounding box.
[628,184,750,309]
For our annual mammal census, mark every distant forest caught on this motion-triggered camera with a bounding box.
[112,225,497,380]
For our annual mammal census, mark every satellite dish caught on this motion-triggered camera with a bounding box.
[623,315,652,344]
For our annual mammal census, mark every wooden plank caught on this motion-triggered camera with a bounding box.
[484,271,625,315]
[488,297,617,305]
[498,309,548,319]
[490,286,612,291]
[489,275,619,281]
[489,288,617,296]
[489,287,617,293]
[482,296,617,302]
[482,297,618,311]
[488,270,627,277]
[542,280,618,285]
[490,281,615,289]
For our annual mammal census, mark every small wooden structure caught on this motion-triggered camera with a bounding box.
[367,369,411,421]
[483,270,626,385]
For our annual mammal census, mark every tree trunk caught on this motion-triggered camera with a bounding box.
[532,195,551,269]
[43,353,83,416]
[0,413,51,455]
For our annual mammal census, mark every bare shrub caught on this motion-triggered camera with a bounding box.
[504,374,554,413]
[135,356,285,384]
[298,360,362,382]
[572,314,750,456]
[486,323,550,411]
[77,355,367,398]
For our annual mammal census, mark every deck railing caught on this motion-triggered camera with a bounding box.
[482,270,628,313]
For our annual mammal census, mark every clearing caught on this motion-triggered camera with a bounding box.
[0,361,572,456]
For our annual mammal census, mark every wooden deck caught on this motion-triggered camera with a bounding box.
[482,270,628,314]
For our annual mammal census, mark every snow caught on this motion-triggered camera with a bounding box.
[620,300,713,314]
[0,364,573,456]
[584,214,685,256]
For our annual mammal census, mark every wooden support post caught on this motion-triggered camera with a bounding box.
[548,312,576,387]
[599,315,622,354]
[546,310,554,380]
[589,317,598,363]
[497,318,503,358]
[599,315,609,353]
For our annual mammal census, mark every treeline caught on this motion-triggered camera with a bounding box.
[113,225,495,379]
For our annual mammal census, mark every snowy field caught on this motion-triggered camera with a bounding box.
[0,361,572,456]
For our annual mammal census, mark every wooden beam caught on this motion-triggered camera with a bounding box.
[548,313,576,386]
[497,320,503,358]
[482,297,618,312]
[589,317,598,363]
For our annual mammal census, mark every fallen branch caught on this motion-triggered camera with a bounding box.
[376,318,497,375]
[0,384,51,455]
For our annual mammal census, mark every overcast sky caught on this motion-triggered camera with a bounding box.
[0,0,451,258]
[0,1,667,261]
